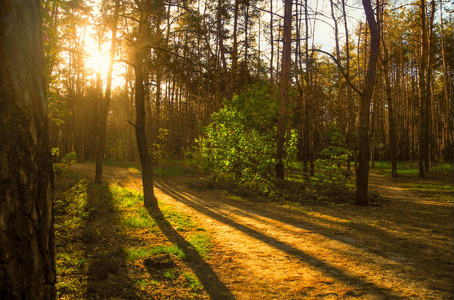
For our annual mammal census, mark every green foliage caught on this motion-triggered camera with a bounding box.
[316,127,352,187]
[196,83,296,182]
[154,128,170,161]
[59,179,89,230]
[164,269,176,279]
[53,150,77,176]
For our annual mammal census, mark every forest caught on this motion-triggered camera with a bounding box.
[0,0,453,298]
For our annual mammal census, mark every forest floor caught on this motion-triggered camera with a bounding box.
[58,163,453,299]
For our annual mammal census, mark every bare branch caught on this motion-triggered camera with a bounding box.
[310,48,363,97]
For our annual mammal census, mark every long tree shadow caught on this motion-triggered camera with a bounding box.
[155,179,403,299]
[155,177,454,296]
[82,182,143,299]
[147,208,235,300]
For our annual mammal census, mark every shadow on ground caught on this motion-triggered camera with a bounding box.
[155,177,454,298]
[83,182,144,299]
[148,208,235,300]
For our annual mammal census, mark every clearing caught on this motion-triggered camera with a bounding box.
[62,163,453,299]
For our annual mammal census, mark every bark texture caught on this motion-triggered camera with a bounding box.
[0,0,56,298]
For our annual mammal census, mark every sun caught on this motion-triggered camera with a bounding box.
[86,50,111,74]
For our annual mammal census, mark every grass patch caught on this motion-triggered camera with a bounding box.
[371,161,453,202]
[182,272,202,291]
[56,252,86,276]
[164,269,177,279]
[110,185,157,230]
[125,244,185,262]
[188,233,212,258]
[136,279,151,291]
[125,248,155,261]
[162,208,197,231]
[151,244,186,260]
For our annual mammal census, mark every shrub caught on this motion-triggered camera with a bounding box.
[196,83,296,182]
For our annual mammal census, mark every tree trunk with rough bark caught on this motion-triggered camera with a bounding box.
[0,0,56,297]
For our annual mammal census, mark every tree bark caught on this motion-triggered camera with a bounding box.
[0,0,56,297]
[275,0,293,179]
[355,0,380,206]
[133,0,160,214]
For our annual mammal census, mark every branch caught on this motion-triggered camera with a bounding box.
[127,120,137,128]
[309,48,363,97]
[250,5,284,19]
[152,46,196,65]
[119,58,135,67]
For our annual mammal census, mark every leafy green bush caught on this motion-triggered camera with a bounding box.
[196,83,296,182]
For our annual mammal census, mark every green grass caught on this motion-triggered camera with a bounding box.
[182,272,202,291]
[151,244,186,259]
[126,244,186,262]
[110,185,158,230]
[371,161,451,177]
[371,161,453,202]
[125,248,155,261]
[103,159,197,177]
[188,233,212,258]
[162,208,197,231]
[56,252,86,275]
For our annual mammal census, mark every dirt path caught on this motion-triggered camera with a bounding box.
[70,164,453,299]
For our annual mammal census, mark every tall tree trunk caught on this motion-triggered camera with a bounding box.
[275,0,293,179]
[355,0,380,206]
[304,0,314,176]
[0,0,56,297]
[133,0,160,214]
[269,0,274,88]
[418,0,429,178]
[95,0,120,183]
[231,0,239,94]
[440,3,452,162]
[378,1,397,177]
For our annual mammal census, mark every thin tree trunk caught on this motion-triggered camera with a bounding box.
[133,0,160,214]
[276,0,293,179]
[418,0,428,178]
[95,0,120,183]
[355,0,380,206]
